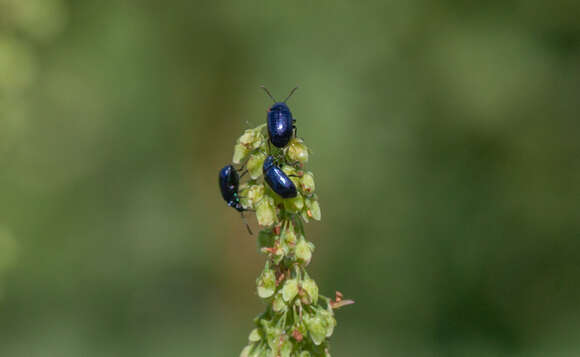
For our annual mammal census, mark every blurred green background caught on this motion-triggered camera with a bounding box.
[1,0,579,356]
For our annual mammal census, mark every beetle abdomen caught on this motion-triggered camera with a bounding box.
[263,156,297,198]
[267,103,294,148]
[219,165,240,205]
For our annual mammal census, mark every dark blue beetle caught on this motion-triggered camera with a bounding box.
[263,156,297,198]
[219,164,253,234]
[219,164,244,211]
[261,86,298,148]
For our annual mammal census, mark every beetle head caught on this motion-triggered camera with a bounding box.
[263,155,275,172]
[269,102,291,112]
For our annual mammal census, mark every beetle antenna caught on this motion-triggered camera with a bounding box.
[283,86,299,103]
[241,211,253,235]
[260,85,276,103]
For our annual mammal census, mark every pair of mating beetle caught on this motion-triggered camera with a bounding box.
[219,87,300,231]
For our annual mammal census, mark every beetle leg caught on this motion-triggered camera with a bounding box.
[241,211,253,235]
[237,157,251,171]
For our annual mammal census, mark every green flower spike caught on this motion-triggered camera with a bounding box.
[225,123,353,357]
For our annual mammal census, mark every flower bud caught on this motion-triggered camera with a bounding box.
[272,240,289,264]
[285,194,304,213]
[282,278,298,302]
[279,337,292,357]
[319,309,336,338]
[287,137,309,163]
[295,319,308,337]
[305,198,321,221]
[281,165,297,177]
[257,268,276,298]
[265,327,283,351]
[249,328,261,342]
[240,345,252,357]
[272,292,287,312]
[272,245,286,265]
[233,143,249,164]
[239,184,251,209]
[256,197,275,226]
[239,128,265,151]
[295,238,312,264]
[299,352,311,357]
[251,344,266,357]
[302,275,318,304]
[303,314,325,345]
[281,165,301,188]
[247,152,266,179]
[247,184,265,208]
[283,228,297,246]
[300,172,315,194]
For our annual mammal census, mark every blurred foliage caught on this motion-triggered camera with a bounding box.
[0,0,579,356]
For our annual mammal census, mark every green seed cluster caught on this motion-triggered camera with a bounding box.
[232,124,340,357]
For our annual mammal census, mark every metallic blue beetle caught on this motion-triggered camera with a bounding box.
[263,156,297,198]
[219,164,244,212]
[261,86,298,148]
[219,164,253,234]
